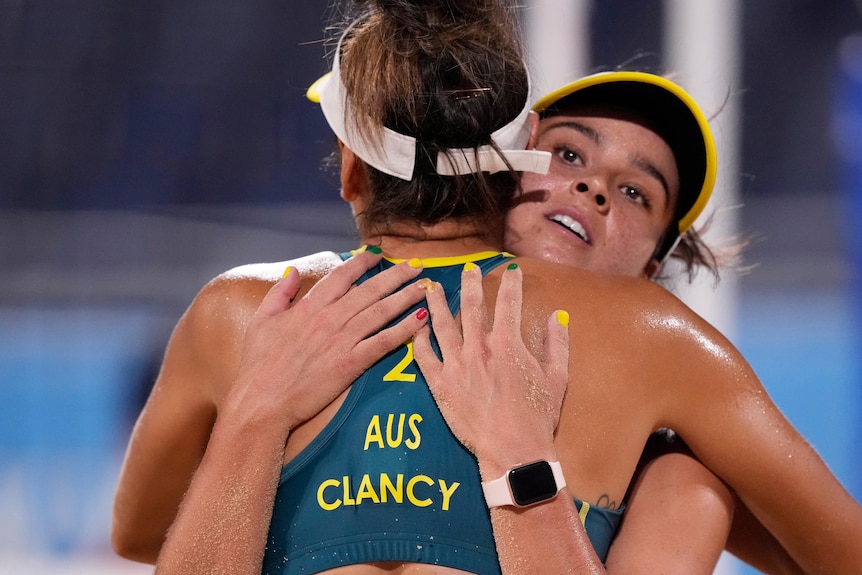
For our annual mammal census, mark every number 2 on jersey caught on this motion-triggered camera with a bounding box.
[383,342,417,382]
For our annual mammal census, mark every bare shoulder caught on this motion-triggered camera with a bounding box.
[511,255,682,319]
[189,250,340,327]
[168,251,344,400]
[510,255,741,375]
[219,251,345,283]
[195,250,344,320]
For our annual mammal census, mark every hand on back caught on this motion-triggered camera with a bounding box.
[225,250,430,434]
[413,263,570,476]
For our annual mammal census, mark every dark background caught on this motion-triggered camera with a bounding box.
[2,1,859,211]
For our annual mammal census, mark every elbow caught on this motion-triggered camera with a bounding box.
[111,518,162,565]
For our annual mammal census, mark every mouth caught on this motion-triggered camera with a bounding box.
[549,214,591,244]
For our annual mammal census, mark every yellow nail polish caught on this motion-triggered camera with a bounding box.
[408,258,422,269]
[463,262,477,272]
[282,266,294,279]
[417,278,437,292]
[556,310,570,328]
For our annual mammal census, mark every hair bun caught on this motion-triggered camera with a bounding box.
[365,0,494,35]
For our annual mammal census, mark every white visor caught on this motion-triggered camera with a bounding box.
[310,35,550,180]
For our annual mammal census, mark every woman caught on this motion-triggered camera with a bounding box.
[123,0,581,571]
[413,71,806,574]
[113,1,862,574]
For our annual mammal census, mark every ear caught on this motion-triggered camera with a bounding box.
[339,141,365,202]
[526,111,541,149]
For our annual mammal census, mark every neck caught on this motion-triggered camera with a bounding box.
[361,220,504,260]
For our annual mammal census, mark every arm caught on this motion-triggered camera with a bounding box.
[648,297,862,575]
[612,433,804,575]
[412,265,840,575]
[726,494,805,575]
[412,265,745,575]
[112,271,229,562]
[413,263,606,575]
[156,255,431,573]
[113,251,427,566]
[606,435,733,575]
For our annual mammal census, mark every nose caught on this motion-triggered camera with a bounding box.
[574,181,608,208]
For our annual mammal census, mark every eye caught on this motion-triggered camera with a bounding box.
[553,146,583,166]
[621,185,651,208]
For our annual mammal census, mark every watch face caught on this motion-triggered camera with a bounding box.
[509,461,557,506]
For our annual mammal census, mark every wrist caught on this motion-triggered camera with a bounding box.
[205,407,289,469]
[220,382,294,439]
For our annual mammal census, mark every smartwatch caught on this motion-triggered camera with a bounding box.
[482,460,566,508]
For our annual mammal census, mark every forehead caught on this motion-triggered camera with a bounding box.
[541,103,665,141]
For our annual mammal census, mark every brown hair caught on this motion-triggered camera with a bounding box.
[335,0,529,235]
[655,226,721,283]
[652,217,749,286]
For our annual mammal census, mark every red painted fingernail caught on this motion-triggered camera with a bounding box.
[415,307,429,321]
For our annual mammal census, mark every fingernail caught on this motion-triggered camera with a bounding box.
[463,262,477,272]
[282,266,294,279]
[367,245,382,255]
[415,307,429,321]
[417,278,437,292]
[507,263,518,271]
[408,258,422,269]
[556,310,570,328]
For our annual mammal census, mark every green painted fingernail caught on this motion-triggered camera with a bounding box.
[507,263,518,270]
[367,245,382,254]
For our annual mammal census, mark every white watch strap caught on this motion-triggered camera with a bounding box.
[482,460,566,508]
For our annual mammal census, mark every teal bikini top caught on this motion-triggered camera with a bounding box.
[263,251,622,574]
